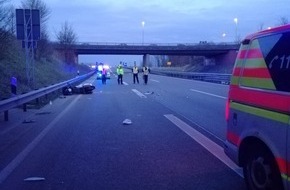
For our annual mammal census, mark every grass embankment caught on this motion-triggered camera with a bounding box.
[0,55,91,100]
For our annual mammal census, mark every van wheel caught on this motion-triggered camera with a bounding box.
[243,146,283,190]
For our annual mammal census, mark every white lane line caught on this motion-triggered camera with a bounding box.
[164,114,243,178]
[132,89,147,98]
[123,82,129,86]
[190,89,226,99]
[0,95,82,184]
[150,79,160,83]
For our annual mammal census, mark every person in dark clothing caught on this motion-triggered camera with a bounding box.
[102,68,107,84]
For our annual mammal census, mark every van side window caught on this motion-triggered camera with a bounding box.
[240,39,276,90]
[240,31,290,92]
[260,32,290,92]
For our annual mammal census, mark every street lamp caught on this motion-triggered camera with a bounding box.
[141,21,145,45]
[234,18,238,42]
[222,33,226,42]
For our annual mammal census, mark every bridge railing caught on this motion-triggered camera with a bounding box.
[76,41,239,47]
[0,71,95,121]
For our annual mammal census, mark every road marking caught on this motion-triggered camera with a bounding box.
[132,89,147,98]
[190,89,226,99]
[84,75,98,84]
[0,95,82,184]
[164,114,243,178]
[150,79,160,83]
[123,82,128,85]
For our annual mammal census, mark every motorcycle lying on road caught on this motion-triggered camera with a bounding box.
[62,83,95,95]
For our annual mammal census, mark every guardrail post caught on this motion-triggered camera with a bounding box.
[4,110,8,121]
[23,103,27,112]
[36,98,40,108]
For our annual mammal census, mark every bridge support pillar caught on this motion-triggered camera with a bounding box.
[143,54,150,67]
[74,54,78,64]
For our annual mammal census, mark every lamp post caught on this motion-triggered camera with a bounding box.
[222,33,226,42]
[234,18,238,42]
[141,21,145,45]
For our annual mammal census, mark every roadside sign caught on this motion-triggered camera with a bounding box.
[16,9,40,41]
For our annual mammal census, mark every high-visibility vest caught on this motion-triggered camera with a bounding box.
[117,67,124,75]
[133,67,138,74]
[143,67,149,75]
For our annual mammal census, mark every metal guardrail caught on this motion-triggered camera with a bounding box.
[150,70,231,84]
[0,71,95,114]
[124,67,231,84]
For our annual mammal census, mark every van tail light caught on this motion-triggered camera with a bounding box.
[225,98,230,121]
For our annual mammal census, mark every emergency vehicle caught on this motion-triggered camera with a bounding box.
[224,24,290,190]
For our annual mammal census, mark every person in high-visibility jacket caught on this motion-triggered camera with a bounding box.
[142,66,150,84]
[132,62,139,84]
[116,65,124,85]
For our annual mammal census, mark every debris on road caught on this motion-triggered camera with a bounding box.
[22,119,35,124]
[35,111,51,115]
[123,119,132,125]
[144,91,154,95]
[24,177,45,182]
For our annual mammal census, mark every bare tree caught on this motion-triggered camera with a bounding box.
[0,0,14,60]
[56,21,78,64]
[279,17,289,25]
[21,0,50,24]
[0,0,8,27]
[257,23,264,31]
[57,21,77,45]
[6,5,15,34]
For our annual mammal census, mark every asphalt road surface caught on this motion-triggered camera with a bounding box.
[0,72,246,190]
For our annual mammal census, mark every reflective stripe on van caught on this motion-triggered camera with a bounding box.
[229,85,290,114]
[230,102,289,124]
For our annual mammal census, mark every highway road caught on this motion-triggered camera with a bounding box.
[0,72,246,190]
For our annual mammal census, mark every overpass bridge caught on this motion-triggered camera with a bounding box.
[54,42,240,65]
[73,42,239,56]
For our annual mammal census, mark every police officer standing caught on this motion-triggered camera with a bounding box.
[142,66,150,84]
[132,62,139,84]
[116,64,124,85]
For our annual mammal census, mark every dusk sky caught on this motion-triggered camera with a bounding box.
[10,0,290,65]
